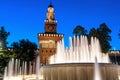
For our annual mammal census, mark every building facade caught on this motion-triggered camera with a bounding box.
[109,50,120,65]
[38,5,63,65]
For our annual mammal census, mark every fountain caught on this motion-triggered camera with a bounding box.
[3,35,120,80]
[41,36,119,80]
[50,36,109,63]
[94,57,101,80]
[3,56,43,80]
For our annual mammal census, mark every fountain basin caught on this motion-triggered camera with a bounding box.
[41,63,119,80]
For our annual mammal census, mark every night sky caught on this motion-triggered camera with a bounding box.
[0,0,120,50]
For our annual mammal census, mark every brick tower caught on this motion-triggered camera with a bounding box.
[38,4,63,65]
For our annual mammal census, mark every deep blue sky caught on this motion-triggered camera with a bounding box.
[0,0,120,50]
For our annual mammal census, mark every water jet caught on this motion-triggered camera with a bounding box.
[3,36,120,80]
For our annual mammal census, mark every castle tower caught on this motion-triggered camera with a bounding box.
[38,4,63,65]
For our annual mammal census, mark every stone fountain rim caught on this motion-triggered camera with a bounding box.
[42,63,118,67]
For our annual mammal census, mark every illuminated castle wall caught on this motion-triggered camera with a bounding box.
[38,5,63,64]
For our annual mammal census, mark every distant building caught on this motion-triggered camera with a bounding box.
[38,4,63,65]
[109,50,120,65]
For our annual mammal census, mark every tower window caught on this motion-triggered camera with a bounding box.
[42,50,44,53]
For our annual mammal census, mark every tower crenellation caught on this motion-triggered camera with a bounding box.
[38,4,63,65]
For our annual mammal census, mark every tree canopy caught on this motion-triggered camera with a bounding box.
[11,39,37,61]
[89,23,112,53]
[0,26,38,73]
[0,26,10,73]
[73,23,112,53]
[0,50,12,73]
[0,26,10,50]
[73,25,87,36]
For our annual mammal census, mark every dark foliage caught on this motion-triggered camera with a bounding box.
[73,25,87,36]
[73,23,112,53]
[11,39,37,61]
[0,26,10,49]
[0,26,10,73]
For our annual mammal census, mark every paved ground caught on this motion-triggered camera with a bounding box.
[0,77,3,80]
[0,73,3,80]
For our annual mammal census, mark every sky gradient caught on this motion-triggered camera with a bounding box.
[0,0,120,50]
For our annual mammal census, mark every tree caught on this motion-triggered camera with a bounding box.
[0,26,10,73]
[89,23,112,53]
[73,23,112,53]
[11,39,37,61]
[96,23,112,53]
[89,28,98,37]
[0,50,13,73]
[73,25,87,36]
[88,27,98,44]
[0,26,10,50]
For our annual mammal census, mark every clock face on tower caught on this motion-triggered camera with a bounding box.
[45,16,57,33]
[45,24,56,33]
[48,25,54,31]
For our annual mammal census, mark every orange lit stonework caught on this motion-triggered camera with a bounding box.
[38,5,63,65]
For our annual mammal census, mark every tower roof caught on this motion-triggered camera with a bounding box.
[48,0,54,8]
[48,4,54,8]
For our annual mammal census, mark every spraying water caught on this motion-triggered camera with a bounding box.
[50,36,109,64]
[3,56,41,80]
[94,57,101,80]
[3,35,120,80]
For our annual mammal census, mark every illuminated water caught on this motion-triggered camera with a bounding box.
[3,36,120,80]
[50,36,109,64]
[3,56,43,80]
[94,57,101,80]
